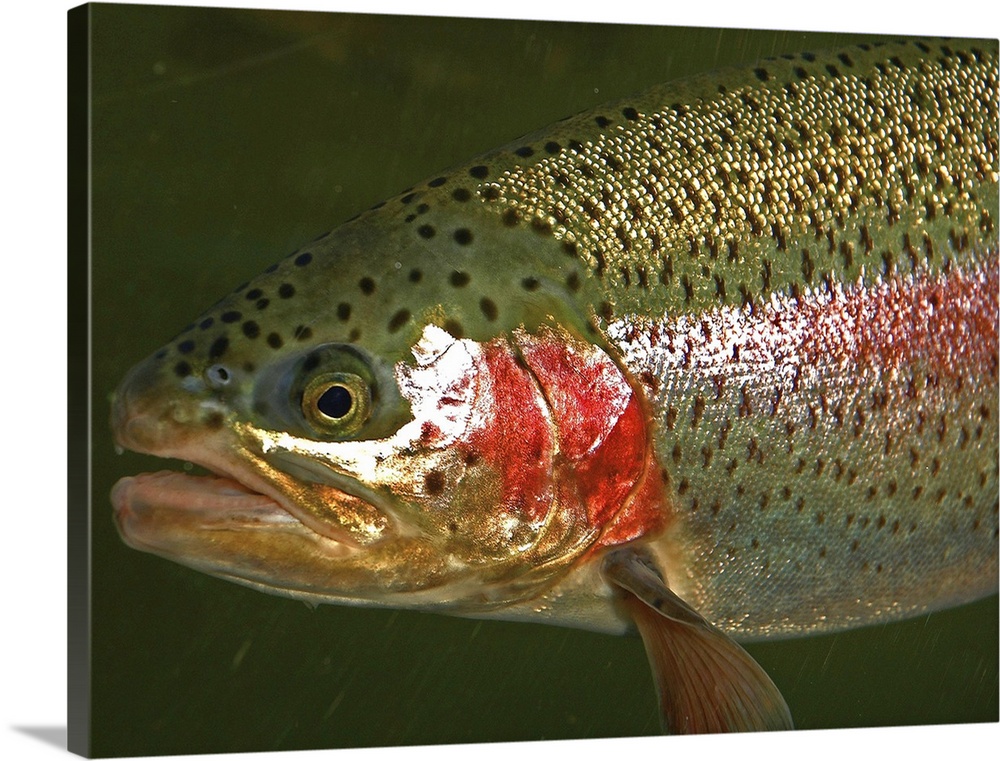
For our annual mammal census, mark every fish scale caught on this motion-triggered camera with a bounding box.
[364,37,997,637]
[111,34,999,733]
[478,39,997,314]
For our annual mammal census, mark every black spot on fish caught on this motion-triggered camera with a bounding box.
[502,209,520,227]
[278,283,295,299]
[544,141,562,154]
[454,228,473,245]
[400,192,417,204]
[480,297,498,321]
[199,317,214,330]
[531,219,552,236]
[593,248,607,278]
[566,272,580,292]
[444,319,464,338]
[754,67,769,81]
[242,321,260,339]
[294,252,312,267]
[209,336,229,360]
[469,165,488,179]
[204,411,224,430]
[388,309,411,333]
[177,339,195,355]
[337,303,351,321]
[452,188,471,202]
[359,277,376,295]
[424,470,445,496]
[521,277,540,291]
[408,269,422,283]
[256,298,270,310]
[418,224,435,238]
[515,146,534,158]
[714,274,727,301]
[622,106,639,120]
[174,361,192,378]
[293,325,312,341]
[428,176,447,187]
[246,289,263,301]
[450,271,471,287]
[266,333,283,349]
[595,115,611,128]
[481,186,501,201]
[221,310,241,323]
[602,151,624,172]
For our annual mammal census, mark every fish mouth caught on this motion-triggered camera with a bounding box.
[110,430,363,579]
[110,469,311,550]
[108,366,378,591]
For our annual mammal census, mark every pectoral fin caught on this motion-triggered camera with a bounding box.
[602,547,793,734]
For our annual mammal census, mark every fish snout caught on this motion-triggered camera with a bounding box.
[111,353,206,455]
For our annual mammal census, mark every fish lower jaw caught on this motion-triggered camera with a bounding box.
[110,467,360,581]
[110,426,367,553]
[112,470,313,539]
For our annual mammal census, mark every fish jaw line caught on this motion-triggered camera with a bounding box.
[110,469,345,554]
[111,426,362,543]
[110,413,485,607]
[115,419,398,549]
[109,469,370,601]
[110,382,389,551]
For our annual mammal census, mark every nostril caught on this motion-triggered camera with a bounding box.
[205,364,231,388]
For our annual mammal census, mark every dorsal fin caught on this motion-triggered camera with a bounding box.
[602,547,793,734]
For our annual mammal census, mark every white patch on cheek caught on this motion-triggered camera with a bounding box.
[410,323,457,366]
[393,324,487,448]
[251,325,492,493]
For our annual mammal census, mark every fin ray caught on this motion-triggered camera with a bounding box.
[603,547,793,734]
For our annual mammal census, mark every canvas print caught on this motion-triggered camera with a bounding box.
[73,3,999,756]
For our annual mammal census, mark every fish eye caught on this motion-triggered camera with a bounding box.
[317,384,353,419]
[301,372,371,435]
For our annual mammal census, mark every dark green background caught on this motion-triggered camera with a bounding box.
[87,5,998,756]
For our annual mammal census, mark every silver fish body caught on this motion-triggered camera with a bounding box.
[107,25,999,736]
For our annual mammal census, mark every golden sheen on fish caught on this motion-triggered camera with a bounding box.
[110,37,999,734]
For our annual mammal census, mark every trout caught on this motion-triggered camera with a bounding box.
[110,36,999,733]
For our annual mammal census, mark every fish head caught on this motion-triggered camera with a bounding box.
[112,204,666,617]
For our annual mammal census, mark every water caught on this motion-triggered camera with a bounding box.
[88,6,998,755]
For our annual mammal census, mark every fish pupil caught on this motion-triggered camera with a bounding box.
[317,384,353,419]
